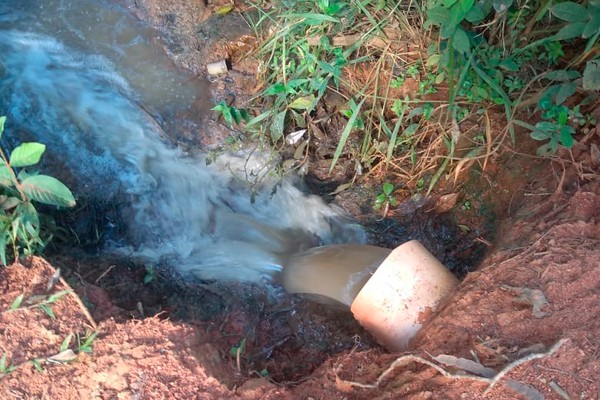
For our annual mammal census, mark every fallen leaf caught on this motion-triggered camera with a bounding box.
[286,129,307,145]
[502,285,550,318]
[432,193,459,213]
[506,379,545,400]
[433,354,496,378]
[47,349,77,364]
[215,5,234,15]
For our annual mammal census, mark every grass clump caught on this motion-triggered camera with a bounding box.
[215,0,600,193]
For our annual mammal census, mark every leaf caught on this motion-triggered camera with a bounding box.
[20,175,76,207]
[465,3,486,23]
[79,331,99,351]
[286,129,307,145]
[270,110,287,142]
[582,14,600,38]
[9,143,46,168]
[47,349,77,364]
[10,294,24,310]
[0,236,6,266]
[452,27,471,54]
[553,21,586,40]
[330,98,365,173]
[583,59,600,90]
[0,116,5,140]
[426,5,450,26]
[61,333,73,352]
[47,290,72,303]
[559,126,575,148]
[31,359,44,373]
[551,2,589,22]
[284,13,340,25]
[288,95,316,110]
[229,338,246,357]
[449,0,474,29]
[382,182,394,196]
[555,82,577,105]
[264,83,287,96]
[493,0,514,13]
[530,129,551,141]
[245,110,273,128]
[545,69,581,81]
[433,193,460,213]
[215,4,234,15]
[505,380,545,400]
[330,182,353,195]
[0,196,20,210]
[39,304,56,319]
[433,354,496,377]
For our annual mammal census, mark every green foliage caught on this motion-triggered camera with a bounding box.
[229,337,246,357]
[211,101,251,128]
[144,264,156,284]
[374,182,398,211]
[0,116,75,266]
[0,353,17,376]
[425,0,600,154]
[77,331,98,354]
[243,0,599,192]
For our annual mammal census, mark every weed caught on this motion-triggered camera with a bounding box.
[211,101,251,129]
[144,264,156,284]
[241,0,600,193]
[374,182,397,211]
[229,337,247,358]
[0,353,16,377]
[77,330,98,354]
[4,289,71,319]
[0,116,76,266]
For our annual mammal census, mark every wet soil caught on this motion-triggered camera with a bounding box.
[1,1,600,399]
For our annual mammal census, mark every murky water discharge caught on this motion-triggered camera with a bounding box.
[0,0,364,281]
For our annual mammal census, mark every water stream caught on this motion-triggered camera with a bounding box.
[0,0,365,282]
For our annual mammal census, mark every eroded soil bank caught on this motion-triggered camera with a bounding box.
[1,1,599,399]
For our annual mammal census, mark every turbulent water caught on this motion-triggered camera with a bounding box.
[0,0,364,281]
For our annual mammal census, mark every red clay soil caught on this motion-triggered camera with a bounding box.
[1,181,599,399]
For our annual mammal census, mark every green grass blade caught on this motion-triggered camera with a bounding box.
[329,98,366,173]
[470,61,515,144]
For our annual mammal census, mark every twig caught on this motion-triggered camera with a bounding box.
[335,354,490,390]
[483,338,568,395]
[334,339,568,396]
[59,277,98,330]
[94,265,116,284]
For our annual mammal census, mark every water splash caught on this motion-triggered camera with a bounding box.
[0,27,364,281]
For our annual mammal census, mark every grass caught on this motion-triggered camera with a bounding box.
[1,289,99,378]
[214,0,600,198]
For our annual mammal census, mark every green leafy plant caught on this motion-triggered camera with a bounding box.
[0,116,76,265]
[374,182,398,211]
[229,337,247,358]
[143,264,156,284]
[0,353,16,377]
[211,101,251,128]
[5,289,71,319]
[77,330,98,354]
[241,0,600,195]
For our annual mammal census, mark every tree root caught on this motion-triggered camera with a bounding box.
[334,338,568,396]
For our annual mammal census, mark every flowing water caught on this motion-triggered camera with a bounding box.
[0,0,365,282]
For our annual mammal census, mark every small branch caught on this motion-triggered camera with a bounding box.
[94,265,116,285]
[483,338,568,395]
[59,277,98,330]
[334,339,568,396]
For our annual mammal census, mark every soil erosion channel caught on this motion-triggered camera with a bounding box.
[0,0,486,384]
